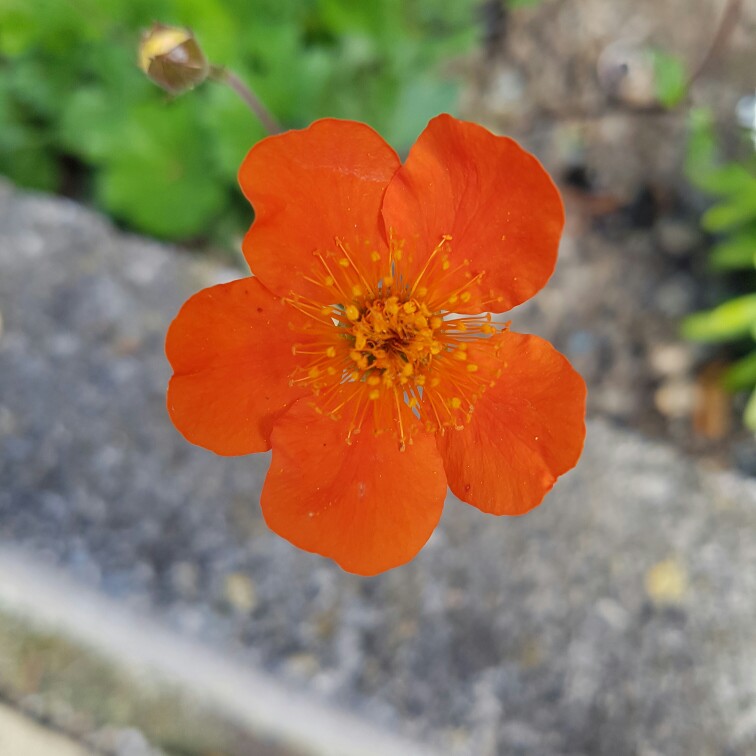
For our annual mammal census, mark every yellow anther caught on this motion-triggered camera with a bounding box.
[448,294,459,305]
[326,366,337,375]
[382,276,394,287]
[324,276,335,287]
[453,350,467,361]
[321,306,332,316]
[460,291,472,303]
[350,371,360,381]
[449,397,462,409]
[350,350,362,362]
[430,377,441,388]
[402,301,417,314]
[401,363,414,377]
[416,287,428,297]
[482,323,496,334]
[346,304,360,321]
[338,258,350,268]
[430,316,443,329]
[326,346,336,358]
[442,258,451,271]
[408,397,418,408]
[367,375,381,386]
[415,375,426,386]
[354,333,367,350]
[370,251,381,262]
[394,249,403,260]
[414,315,428,329]
[369,389,380,400]
[430,342,442,355]
[466,363,479,372]
[308,366,320,378]
[352,285,363,297]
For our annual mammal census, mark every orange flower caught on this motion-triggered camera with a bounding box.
[166,115,586,575]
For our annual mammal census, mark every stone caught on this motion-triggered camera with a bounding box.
[648,343,695,377]
[654,378,697,418]
[223,572,257,615]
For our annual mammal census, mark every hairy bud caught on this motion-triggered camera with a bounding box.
[138,23,209,95]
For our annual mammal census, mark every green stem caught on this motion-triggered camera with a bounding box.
[210,66,281,135]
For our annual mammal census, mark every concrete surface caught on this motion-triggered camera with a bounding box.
[1,181,756,755]
[0,702,91,756]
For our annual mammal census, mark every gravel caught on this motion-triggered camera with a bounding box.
[2,181,756,755]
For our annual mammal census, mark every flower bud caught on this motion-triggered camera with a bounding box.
[138,23,209,95]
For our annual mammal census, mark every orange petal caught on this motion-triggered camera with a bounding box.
[239,119,401,300]
[382,114,564,313]
[437,332,586,515]
[261,402,447,575]
[166,277,314,455]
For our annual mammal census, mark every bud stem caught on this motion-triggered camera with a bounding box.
[211,66,281,135]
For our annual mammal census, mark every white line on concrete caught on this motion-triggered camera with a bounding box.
[0,547,439,756]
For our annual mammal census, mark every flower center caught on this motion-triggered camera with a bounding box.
[346,295,442,393]
[286,235,502,449]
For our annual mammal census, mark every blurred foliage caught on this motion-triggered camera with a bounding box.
[651,50,687,108]
[0,0,478,244]
[683,108,756,431]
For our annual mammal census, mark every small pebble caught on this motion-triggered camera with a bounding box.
[223,572,257,614]
[645,558,688,606]
[654,378,696,419]
[648,343,694,377]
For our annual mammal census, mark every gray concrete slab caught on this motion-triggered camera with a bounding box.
[1,181,755,755]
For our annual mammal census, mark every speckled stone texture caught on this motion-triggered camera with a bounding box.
[1,181,756,756]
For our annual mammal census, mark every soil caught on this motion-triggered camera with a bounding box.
[463,0,756,474]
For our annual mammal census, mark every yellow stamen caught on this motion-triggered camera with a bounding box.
[285,233,503,444]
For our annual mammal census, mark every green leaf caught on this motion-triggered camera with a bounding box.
[58,87,125,163]
[723,351,756,392]
[7,56,79,121]
[702,185,756,232]
[95,100,225,238]
[695,164,755,198]
[651,50,687,108]
[744,385,756,432]
[685,108,728,194]
[709,227,756,270]
[682,294,756,342]
[0,144,59,191]
[0,0,103,57]
[99,152,226,238]
[170,0,241,64]
[685,108,756,197]
[385,73,459,149]
[0,75,58,189]
[200,84,266,183]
